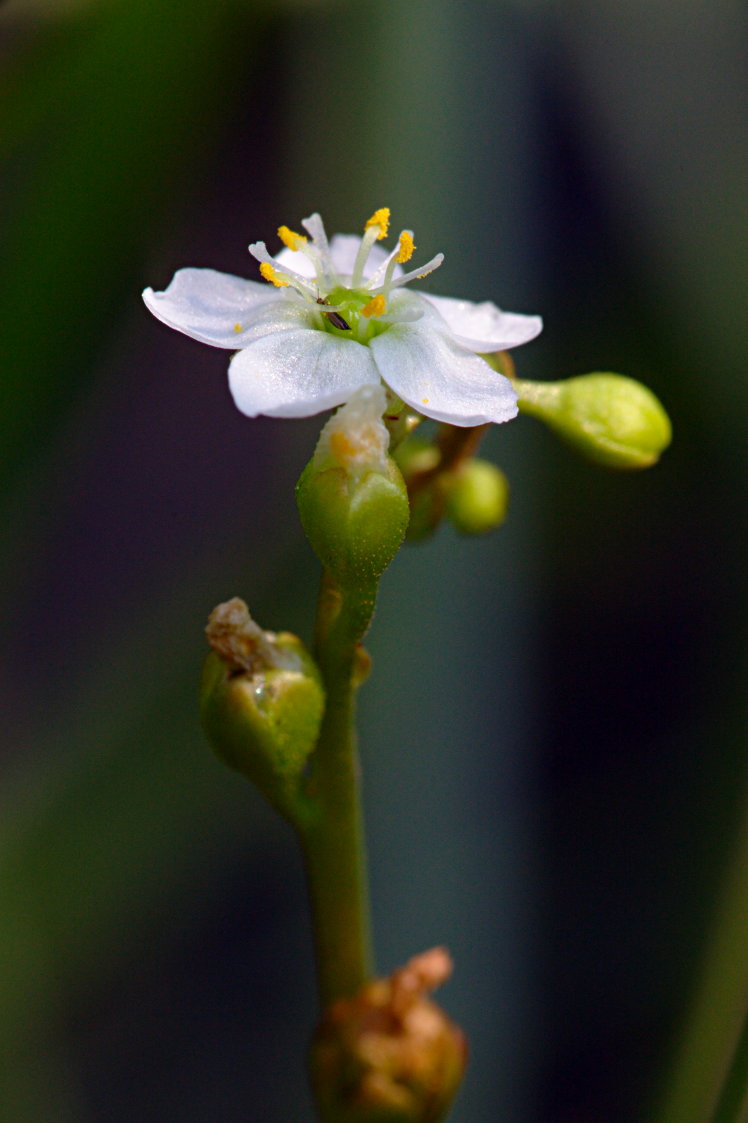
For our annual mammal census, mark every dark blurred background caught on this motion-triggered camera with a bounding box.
[1,1,747,1120]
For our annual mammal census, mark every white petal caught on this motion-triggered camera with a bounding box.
[274,245,318,279]
[228,326,381,419]
[370,301,518,426]
[143,268,283,348]
[420,292,542,353]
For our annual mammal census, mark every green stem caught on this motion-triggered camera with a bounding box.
[652,790,748,1123]
[298,570,377,1006]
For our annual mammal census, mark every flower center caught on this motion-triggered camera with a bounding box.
[249,209,444,344]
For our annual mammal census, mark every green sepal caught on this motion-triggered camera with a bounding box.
[296,459,410,586]
[200,637,324,823]
[445,459,509,535]
[514,372,672,469]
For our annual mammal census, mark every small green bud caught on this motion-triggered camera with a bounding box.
[391,436,443,542]
[200,599,324,821]
[296,386,410,585]
[309,948,467,1123]
[392,435,440,479]
[514,373,672,469]
[445,459,509,535]
[404,485,443,542]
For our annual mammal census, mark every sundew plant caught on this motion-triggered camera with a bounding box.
[3,3,748,1121]
[144,206,671,1121]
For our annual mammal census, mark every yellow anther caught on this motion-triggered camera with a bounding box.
[422,398,429,404]
[259,262,288,287]
[233,323,242,333]
[397,231,415,263]
[361,294,386,318]
[277,225,307,251]
[365,207,390,240]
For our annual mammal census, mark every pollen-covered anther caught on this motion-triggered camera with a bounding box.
[361,294,386,319]
[365,207,391,240]
[277,225,308,251]
[259,262,288,288]
[397,231,415,264]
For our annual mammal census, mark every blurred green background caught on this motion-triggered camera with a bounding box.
[1,1,746,1119]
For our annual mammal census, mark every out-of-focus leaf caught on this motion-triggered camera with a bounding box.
[0,0,260,494]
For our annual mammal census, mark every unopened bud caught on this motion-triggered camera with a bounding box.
[445,459,509,535]
[296,386,410,585]
[392,436,444,542]
[392,436,440,481]
[309,947,467,1123]
[200,598,324,821]
[514,373,672,469]
[404,486,443,543]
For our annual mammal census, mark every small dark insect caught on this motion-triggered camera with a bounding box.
[317,297,351,331]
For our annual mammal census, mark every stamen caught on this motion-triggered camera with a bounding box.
[352,210,391,286]
[365,229,421,293]
[259,262,288,288]
[364,207,391,240]
[364,245,402,290]
[397,231,415,263]
[387,252,445,288]
[250,241,317,293]
[361,294,386,318]
[376,230,416,293]
[277,225,307,251]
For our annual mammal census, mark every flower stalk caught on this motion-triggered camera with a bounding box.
[294,385,409,1005]
[300,569,377,1005]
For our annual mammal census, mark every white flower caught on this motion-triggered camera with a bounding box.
[142,208,542,427]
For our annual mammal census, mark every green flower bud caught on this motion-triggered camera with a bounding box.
[392,435,440,480]
[445,459,509,535]
[200,598,324,822]
[296,387,410,585]
[404,485,443,543]
[514,373,672,469]
[309,948,467,1123]
[391,436,443,542]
